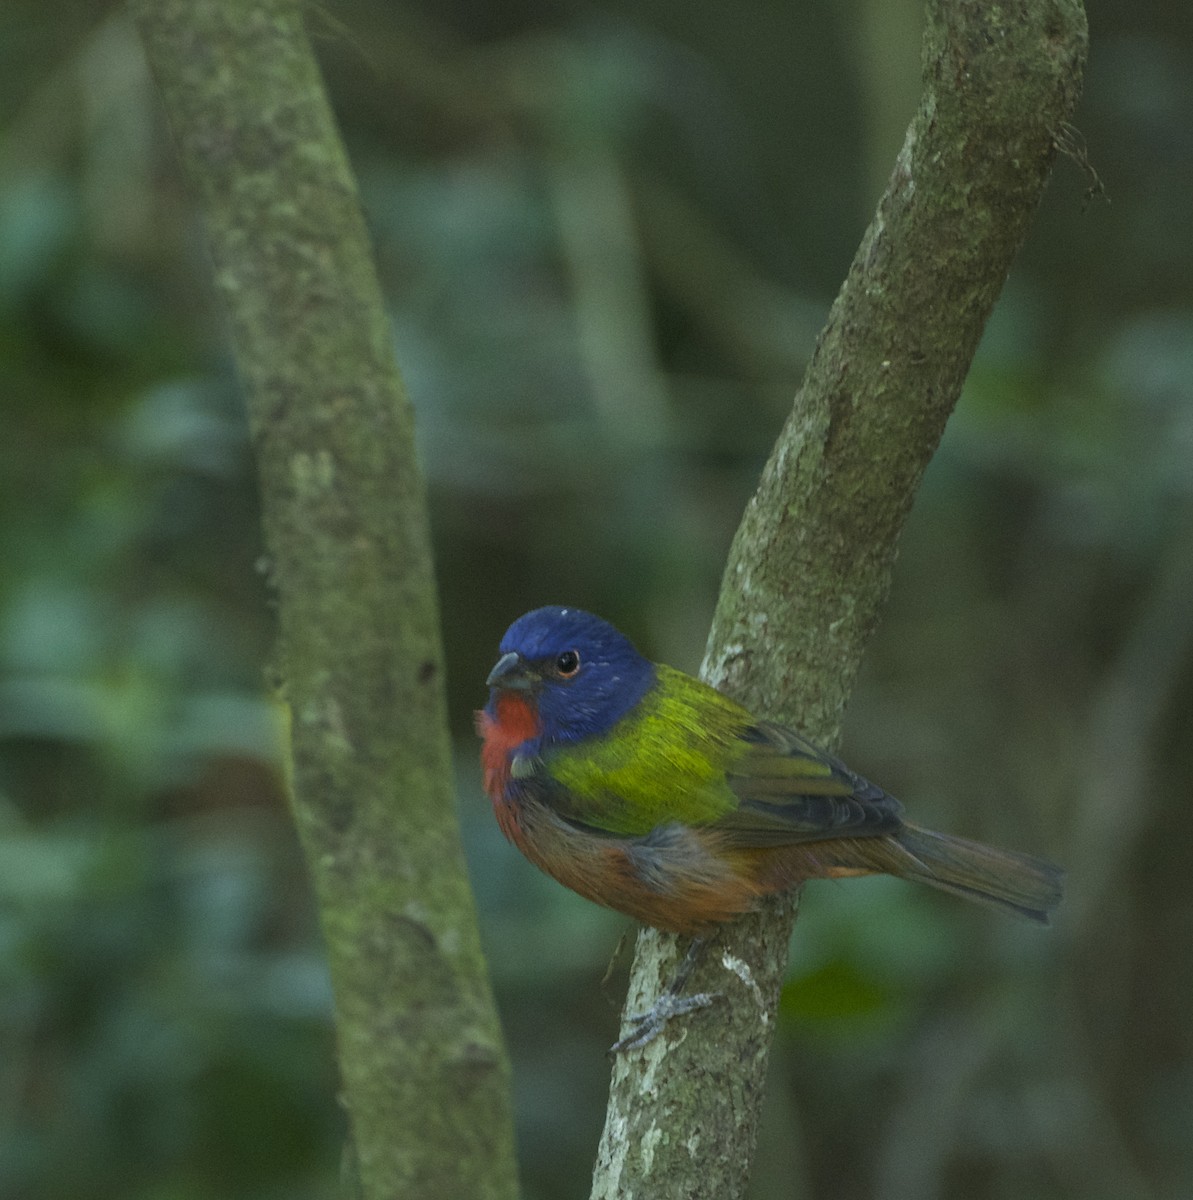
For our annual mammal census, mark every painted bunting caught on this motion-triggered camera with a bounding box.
[478,606,1064,937]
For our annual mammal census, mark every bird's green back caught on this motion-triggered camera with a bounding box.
[542,665,750,835]
[541,663,889,844]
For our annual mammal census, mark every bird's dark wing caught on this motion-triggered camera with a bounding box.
[713,721,904,846]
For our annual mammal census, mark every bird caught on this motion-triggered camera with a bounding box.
[479,604,1063,928]
[478,606,1064,1045]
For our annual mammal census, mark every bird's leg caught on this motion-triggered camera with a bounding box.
[600,930,631,1008]
[610,937,719,1054]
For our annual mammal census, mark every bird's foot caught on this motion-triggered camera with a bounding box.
[610,987,720,1054]
[609,937,721,1054]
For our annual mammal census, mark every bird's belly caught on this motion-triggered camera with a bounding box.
[505,797,765,936]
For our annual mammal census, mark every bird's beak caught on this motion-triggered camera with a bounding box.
[486,651,535,690]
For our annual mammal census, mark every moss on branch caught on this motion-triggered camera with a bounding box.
[129,3,519,1197]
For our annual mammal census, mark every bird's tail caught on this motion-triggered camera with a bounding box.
[893,823,1064,924]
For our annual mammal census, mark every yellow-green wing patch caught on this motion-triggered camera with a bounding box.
[542,665,752,836]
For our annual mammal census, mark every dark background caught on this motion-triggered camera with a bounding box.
[2,1,1190,1198]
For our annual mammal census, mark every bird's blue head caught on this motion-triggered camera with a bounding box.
[485,606,656,748]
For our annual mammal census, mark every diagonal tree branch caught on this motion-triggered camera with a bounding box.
[592,2,1087,1196]
[128,3,519,1198]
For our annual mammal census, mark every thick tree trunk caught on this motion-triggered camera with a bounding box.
[129,3,520,1198]
[592,2,1087,1196]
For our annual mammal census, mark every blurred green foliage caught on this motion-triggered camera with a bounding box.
[1,1,1191,1199]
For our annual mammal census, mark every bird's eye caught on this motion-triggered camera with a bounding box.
[555,650,581,677]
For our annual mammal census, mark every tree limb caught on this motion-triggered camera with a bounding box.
[592,2,1087,1196]
[128,3,519,1197]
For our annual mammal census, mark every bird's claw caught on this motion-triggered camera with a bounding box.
[609,989,721,1054]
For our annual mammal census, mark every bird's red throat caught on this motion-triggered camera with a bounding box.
[477,693,540,801]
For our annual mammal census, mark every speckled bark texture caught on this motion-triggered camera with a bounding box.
[129,3,519,1198]
[592,2,1087,1197]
